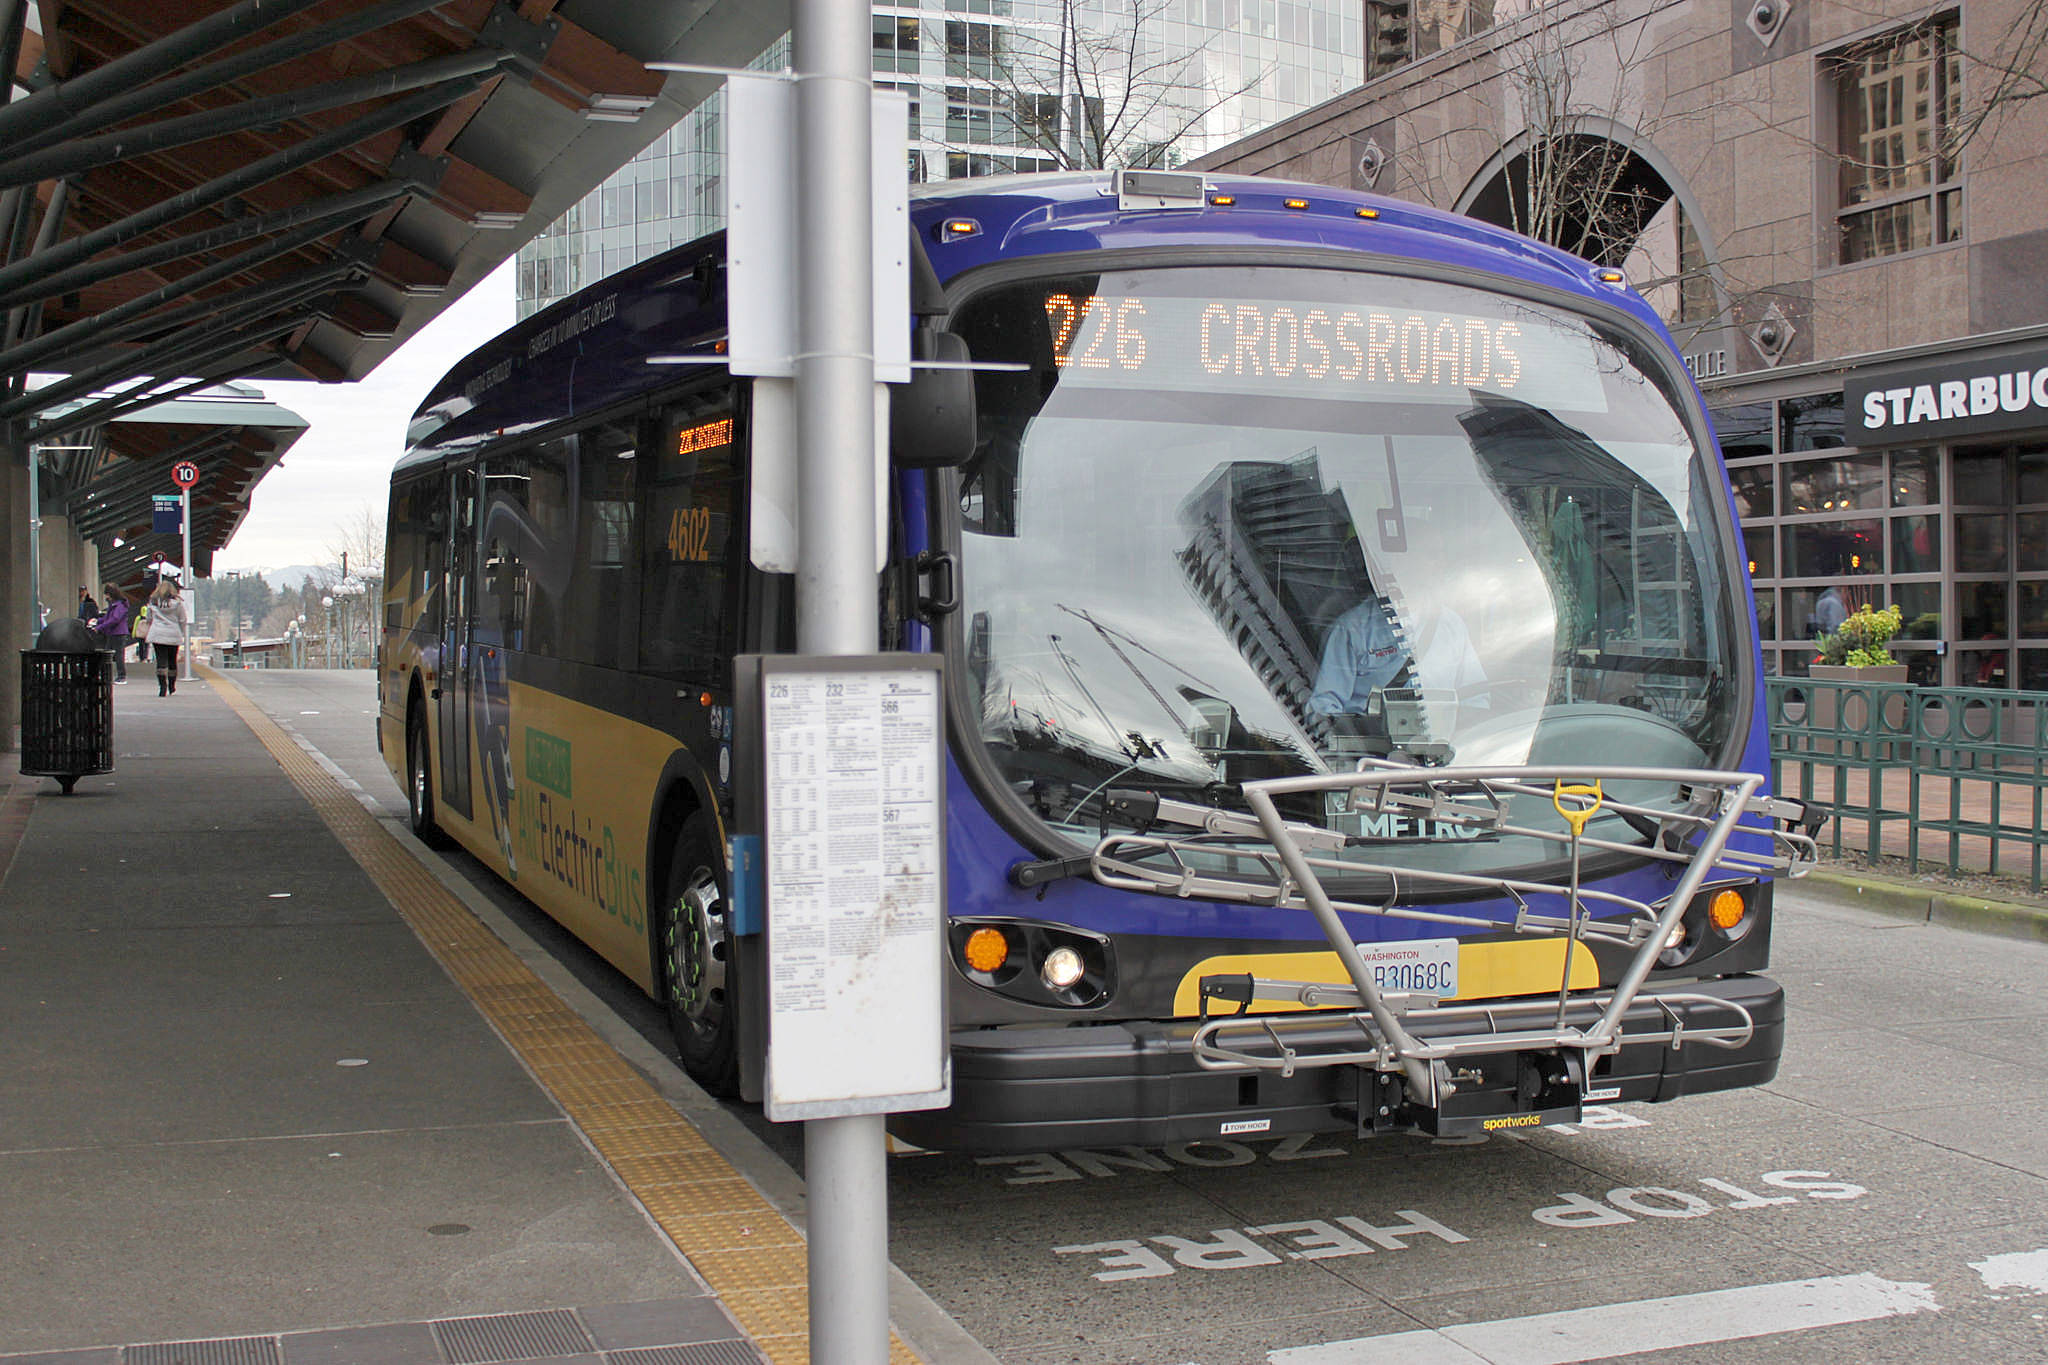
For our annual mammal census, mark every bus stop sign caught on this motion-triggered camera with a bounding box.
[170,460,199,489]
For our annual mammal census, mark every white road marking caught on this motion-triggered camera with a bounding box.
[1268,1273,1939,1364]
[1973,1248,2048,1295]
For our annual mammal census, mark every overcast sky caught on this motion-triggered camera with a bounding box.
[213,258,518,575]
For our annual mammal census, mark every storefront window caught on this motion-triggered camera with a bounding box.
[1892,581,1941,639]
[1890,448,1938,506]
[1903,650,1942,686]
[2019,513,2048,572]
[1954,449,2006,504]
[2020,649,2048,692]
[2019,582,2048,637]
[1891,514,1940,573]
[1955,512,2009,572]
[1784,518,1882,577]
[1780,393,1845,452]
[1743,525,1774,578]
[1785,585,1869,641]
[1729,464,1773,518]
[1712,404,1774,461]
[1753,587,1776,640]
[1959,580,2009,638]
[2019,447,2048,503]
[1781,454,1885,513]
[1958,646,2008,688]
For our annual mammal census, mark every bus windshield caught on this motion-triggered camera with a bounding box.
[948,263,1745,877]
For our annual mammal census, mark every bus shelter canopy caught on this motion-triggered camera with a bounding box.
[4,0,785,578]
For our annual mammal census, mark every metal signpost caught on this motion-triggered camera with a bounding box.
[171,458,197,679]
[719,5,924,1358]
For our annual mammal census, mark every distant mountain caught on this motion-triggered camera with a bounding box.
[263,564,325,590]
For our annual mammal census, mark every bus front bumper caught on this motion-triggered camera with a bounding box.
[889,974,1782,1154]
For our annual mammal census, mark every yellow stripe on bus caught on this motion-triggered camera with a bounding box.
[1170,936,1600,1016]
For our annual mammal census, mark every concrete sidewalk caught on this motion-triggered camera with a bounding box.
[0,670,831,1363]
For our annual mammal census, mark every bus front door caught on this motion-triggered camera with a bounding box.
[439,464,476,820]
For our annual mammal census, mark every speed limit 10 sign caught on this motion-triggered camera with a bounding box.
[170,460,199,489]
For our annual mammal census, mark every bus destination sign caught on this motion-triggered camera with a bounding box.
[1041,291,1609,412]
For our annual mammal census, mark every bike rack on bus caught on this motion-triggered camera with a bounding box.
[1087,763,1818,1130]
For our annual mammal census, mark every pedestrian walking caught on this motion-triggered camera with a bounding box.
[144,576,190,696]
[90,586,130,682]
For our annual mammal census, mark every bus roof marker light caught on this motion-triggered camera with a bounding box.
[1209,194,1236,207]
[1355,206,1380,219]
[1283,198,1310,210]
[1596,268,1628,286]
[938,218,981,241]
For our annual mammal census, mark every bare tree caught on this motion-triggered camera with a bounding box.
[951,0,1274,173]
[1393,0,1787,354]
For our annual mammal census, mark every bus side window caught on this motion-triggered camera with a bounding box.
[641,400,740,682]
[561,421,640,671]
[385,477,444,633]
[478,441,571,655]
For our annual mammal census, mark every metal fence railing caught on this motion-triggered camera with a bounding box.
[1767,677,2048,891]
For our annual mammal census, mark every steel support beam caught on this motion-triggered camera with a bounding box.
[0,79,485,304]
[3,178,67,350]
[0,50,513,193]
[26,356,279,446]
[1,257,354,377]
[0,0,329,150]
[0,0,451,166]
[0,306,303,422]
[0,178,406,313]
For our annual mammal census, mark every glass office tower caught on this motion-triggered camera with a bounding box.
[518,2,1360,317]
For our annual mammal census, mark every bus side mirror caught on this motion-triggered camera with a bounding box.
[890,327,977,469]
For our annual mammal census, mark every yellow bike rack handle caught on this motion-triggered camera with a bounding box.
[1552,779,1605,836]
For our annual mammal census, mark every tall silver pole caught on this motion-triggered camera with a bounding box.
[793,0,887,1360]
[25,441,38,641]
[180,486,193,679]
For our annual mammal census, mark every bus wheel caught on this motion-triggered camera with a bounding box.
[406,711,447,847]
[660,815,739,1095]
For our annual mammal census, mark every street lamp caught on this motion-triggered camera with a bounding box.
[321,595,334,668]
[333,575,367,669]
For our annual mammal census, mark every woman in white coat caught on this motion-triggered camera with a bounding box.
[144,575,190,696]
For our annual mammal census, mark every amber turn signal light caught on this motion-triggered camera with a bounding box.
[963,926,1009,973]
[1709,889,1747,931]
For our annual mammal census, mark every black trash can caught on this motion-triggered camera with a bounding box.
[20,616,115,794]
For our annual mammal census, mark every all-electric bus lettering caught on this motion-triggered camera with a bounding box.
[378,169,1816,1152]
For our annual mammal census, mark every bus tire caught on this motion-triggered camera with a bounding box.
[406,709,449,848]
[659,814,739,1096]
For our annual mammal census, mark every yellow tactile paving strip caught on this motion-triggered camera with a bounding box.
[202,669,917,1365]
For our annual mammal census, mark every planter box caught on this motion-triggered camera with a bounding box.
[1802,664,1911,757]
[1808,664,1909,685]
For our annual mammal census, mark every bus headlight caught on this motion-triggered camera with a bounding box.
[1041,946,1085,990]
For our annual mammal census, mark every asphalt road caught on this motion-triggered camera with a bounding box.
[229,668,2048,1364]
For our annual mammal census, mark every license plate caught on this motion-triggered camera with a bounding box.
[1354,937,1458,997]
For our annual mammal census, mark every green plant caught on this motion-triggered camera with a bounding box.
[1816,603,1903,667]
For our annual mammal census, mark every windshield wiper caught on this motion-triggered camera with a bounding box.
[1008,786,1212,890]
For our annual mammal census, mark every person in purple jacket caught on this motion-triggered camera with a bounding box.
[90,585,130,682]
